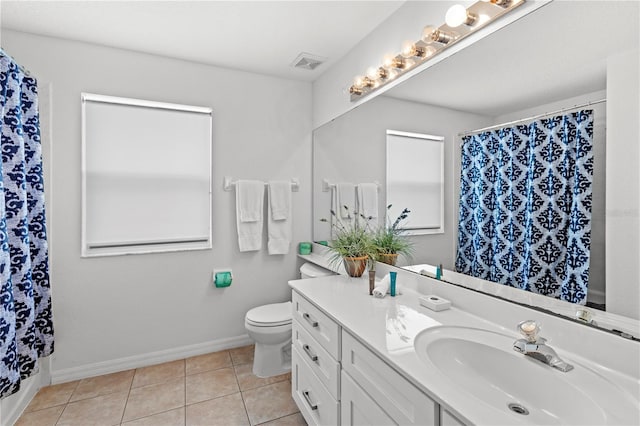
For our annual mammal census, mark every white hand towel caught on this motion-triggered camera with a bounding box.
[236,180,264,251]
[372,274,390,298]
[268,181,292,255]
[357,183,378,228]
[373,274,403,298]
[238,180,264,222]
[268,181,291,221]
[336,183,355,219]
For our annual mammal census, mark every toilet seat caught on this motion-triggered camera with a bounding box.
[245,301,292,327]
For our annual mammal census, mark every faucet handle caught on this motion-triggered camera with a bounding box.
[575,308,593,324]
[517,320,541,342]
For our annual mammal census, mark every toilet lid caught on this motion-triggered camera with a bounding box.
[300,262,334,278]
[246,301,292,326]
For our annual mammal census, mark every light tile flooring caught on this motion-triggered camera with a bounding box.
[16,345,306,426]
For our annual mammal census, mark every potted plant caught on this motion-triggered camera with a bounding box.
[373,205,413,266]
[321,207,377,277]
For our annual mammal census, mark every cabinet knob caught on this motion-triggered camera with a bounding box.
[302,312,319,327]
[303,344,318,362]
[302,390,318,410]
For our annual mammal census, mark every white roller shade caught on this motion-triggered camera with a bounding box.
[82,93,212,256]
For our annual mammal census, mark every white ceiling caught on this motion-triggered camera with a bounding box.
[0,0,405,81]
[386,0,640,116]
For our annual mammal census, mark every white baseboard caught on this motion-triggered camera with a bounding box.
[1,358,50,426]
[588,289,605,306]
[51,334,253,384]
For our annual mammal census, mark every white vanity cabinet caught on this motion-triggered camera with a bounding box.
[291,291,341,425]
[291,290,464,426]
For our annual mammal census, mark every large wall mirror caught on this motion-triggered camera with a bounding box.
[313,1,639,337]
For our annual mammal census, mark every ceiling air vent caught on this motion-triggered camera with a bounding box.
[291,52,326,71]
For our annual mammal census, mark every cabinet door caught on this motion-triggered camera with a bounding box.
[341,371,395,426]
[291,346,339,426]
[342,330,437,425]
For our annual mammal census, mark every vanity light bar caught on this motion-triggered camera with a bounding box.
[348,0,525,102]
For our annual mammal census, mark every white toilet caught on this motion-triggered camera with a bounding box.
[245,262,334,377]
[300,262,335,279]
[245,301,293,377]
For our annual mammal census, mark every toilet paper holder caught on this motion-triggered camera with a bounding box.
[213,269,233,288]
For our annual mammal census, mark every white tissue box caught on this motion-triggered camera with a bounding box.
[419,295,451,311]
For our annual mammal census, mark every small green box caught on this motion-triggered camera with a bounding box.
[298,242,312,255]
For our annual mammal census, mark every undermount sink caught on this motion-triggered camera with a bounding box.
[413,326,639,425]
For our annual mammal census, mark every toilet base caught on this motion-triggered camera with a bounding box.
[252,338,292,378]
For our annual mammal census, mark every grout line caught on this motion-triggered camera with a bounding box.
[53,403,66,426]
[119,371,135,425]
[254,411,303,426]
[120,406,184,425]
[233,361,252,425]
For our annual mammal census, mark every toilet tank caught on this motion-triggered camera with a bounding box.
[300,262,334,279]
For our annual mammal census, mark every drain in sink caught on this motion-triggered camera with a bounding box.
[508,403,529,415]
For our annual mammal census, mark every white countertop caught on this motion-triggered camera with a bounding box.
[289,273,640,425]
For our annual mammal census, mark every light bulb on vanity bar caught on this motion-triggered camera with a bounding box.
[382,54,406,70]
[400,40,426,58]
[353,75,374,89]
[422,25,454,45]
[445,4,477,28]
[485,0,514,7]
[366,66,388,81]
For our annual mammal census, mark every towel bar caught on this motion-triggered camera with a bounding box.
[223,176,299,192]
[322,179,380,192]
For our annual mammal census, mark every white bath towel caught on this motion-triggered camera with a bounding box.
[268,181,292,254]
[357,183,378,228]
[268,180,291,221]
[373,274,403,298]
[236,180,264,251]
[336,183,355,219]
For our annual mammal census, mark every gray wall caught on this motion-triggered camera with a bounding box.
[606,48,640,319]
[2,30,313,376]
[313,95,491,269]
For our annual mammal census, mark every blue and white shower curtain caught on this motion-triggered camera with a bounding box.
[455,110,594,304]
[0,50,53,398]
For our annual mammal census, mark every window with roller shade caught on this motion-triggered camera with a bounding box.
[386,130,444,235]
[81,93,212,256]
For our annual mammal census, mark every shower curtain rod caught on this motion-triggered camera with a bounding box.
[458,98,606,137]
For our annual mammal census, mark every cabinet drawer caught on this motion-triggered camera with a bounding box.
[292,291,340,360]
[341,371,395,426]
[342,330,437,425]
[292,321,340,399]
[292,346,339,426]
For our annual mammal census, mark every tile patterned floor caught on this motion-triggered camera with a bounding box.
[16,345,306,426]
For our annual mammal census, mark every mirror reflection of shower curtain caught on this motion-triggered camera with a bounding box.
[0,50,54,398]
[455,110,594,305]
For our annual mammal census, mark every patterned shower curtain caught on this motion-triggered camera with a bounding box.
[455,110,594,304]
[0,49,54,398]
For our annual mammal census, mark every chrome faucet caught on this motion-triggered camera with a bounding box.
[512,320,574,372]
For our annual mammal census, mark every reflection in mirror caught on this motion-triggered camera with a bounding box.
[386,130,444,235]
[312,0,639,337]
